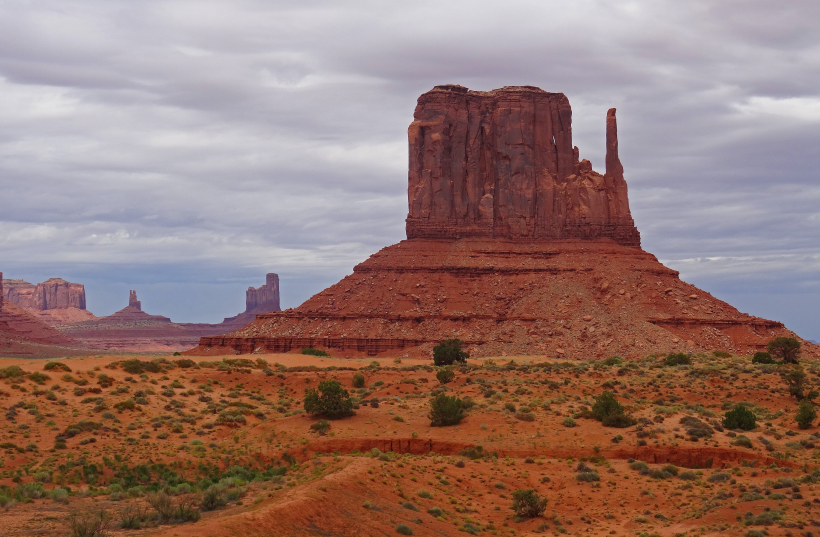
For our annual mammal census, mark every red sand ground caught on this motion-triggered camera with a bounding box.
[1,349,819,536]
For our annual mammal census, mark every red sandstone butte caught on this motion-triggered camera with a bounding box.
[406,85,639,245]
[2,277,87,310]
[184,85,815,359]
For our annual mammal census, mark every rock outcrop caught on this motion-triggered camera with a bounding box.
[2,277,86,310]
[245,273,281,314]
[182,84,816,359]
[406,85,639,246]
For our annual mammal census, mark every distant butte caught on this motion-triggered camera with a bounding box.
[188,84,816,359]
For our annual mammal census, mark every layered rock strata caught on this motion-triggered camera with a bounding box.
[2,277,86,310]
[406,85,639,245]
[188,84,814,359]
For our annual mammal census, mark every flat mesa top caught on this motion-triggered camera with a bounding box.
[428,84,561,96]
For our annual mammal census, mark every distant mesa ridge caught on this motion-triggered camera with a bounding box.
[406,85,639,246]
[2,277,86,311]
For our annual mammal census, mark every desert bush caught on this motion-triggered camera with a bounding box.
[591,390,635,427]
[418,489,433,499]
[432,338,469,366]
[67,509,111,537]
[511,489,547,517]
[114,399,136,412]
[0,365,24,379]
[708,473,730,483]
[303,380,355,419]
[50,487,69,503]
[174,359,198,369]
[599,356,623,367]
[576,471,600,482]
[665,353,692,366]
[310,419,331,435]
[27,371,50,384]
[427,506,443,516]
[562,417,576,427]
[767,337,801,364]
[147,491,175,523]
[723,405,757,431]
[396,524,414,535]
[796,399,817,429]
[97,374,114,388]
[752,352,774,364]
[200,485,226,511]
[118,503,147,529]
[781,369,814,401]
[44,361,72,372]
[352,373,365,388]
[436,368,455,384]
[712,350,732,358]
[173,497,201,522]
[301,347,329,357]
[678,470,697,480]
[516,409,535,422]
[743,509,782,526]
[428,393,465,426]
[458,445,486,460]
[733,435,753,448]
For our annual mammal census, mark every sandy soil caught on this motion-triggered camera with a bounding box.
[1,350,818,536]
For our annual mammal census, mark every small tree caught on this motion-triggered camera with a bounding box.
[752,352,774,364]
[723,404,756,431]
[352,373,365,388]
[428,393,464,426]
[511,489,547,517]
[796,399,817,430]
[303,380,355,419]
[436,368,455,384]
[782,369,808,401]
[432,339,469,366]
[767,337,801,364]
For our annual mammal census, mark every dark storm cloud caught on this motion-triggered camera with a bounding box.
[1,0,818,337]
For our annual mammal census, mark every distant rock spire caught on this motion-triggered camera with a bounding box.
[129,290,142,311]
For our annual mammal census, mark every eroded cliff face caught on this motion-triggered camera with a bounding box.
[1,277,86,310]
[406,85,639,245]
[246,273,281,314]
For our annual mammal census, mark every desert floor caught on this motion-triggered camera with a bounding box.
[1,350,818,536]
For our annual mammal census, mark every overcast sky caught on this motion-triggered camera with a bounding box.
[1,1,818,340]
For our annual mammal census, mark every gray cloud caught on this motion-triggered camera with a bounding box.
[1,0,818,338]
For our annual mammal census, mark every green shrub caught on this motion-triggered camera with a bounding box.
[436,368,455,384]
[752,352,774,364]
[796,399,817,429]
[733,435,753,448]
[516,410,535,422]
[352,373,365,388]
[707,473,730,483]
[591,390,634,427]
[200,485,226,511]
[310,419,331,435]
[723,405,756,430]
[712,350,732,358]
[418,489,433,499]
[600,356,623,366]
[678,471,696,480]
[576,471,600,482]
[432,339,469,366]
[428,393,464,426]
[511,489,547,517]
[303,380,354,419]
[562,417,576,427]
[0,365,24,379]
[114,399,136,412]
[301,347,330,357]
[665,353,692,366]
[396,524,414,535]
[50,487,69,503]
[44,361,72,372]
[174,359,198,369]
[782,369,810,401]
[427,506,443,516]
[767,337,801,364]
[27,371,51,384]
